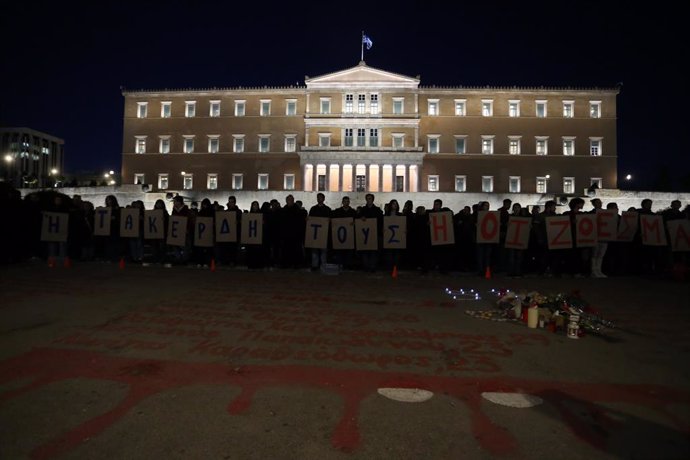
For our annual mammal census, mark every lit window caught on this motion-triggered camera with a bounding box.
[158,174,169,190]
[344,128,354,147]
[590,177,603,189]
[509,176,521,193]
[358,94,366,113]
[137,102,148,118]
[284,174,295,190]
[563,101,574,118]
[454,99,466,116]
[590,101,601,118]
[210,100,221,117]
[134,173,145,185]
[235,100,246,117]
[536,137,548,155]
[563,177,575,194]
[345,94,354,114]
[285,135,296,152]
[509,100,520,117]
[183,136,195,153]
[318,134,331,147]
[286,100,296,116]
[481,136,494,155]
[370,94,379,115]
[589,138,602,156]
[455,175,466,192]
[320,98,331,114]
[536,176,547,193]
[159,137,170,154]
[259,135,270,153]
[481,100,493,117]
[185,101,196,118]
[454,136,466,154]
[183,173,193,190]
[260,100,271,116]
[392,134,404,149]
[428,99,439,116]
[482,176,494,193]
[258,173,269,190]
[208,136,220,153]
[563,138,575,156]
[536,100,547,118]
[161,102,171,118]
[428,175,439,192]
[393,98,404,115]
[428,135,440,154]
[232,174,243,190]
[233,135,245,153]
[369,128,378,147]
[207,173,218,190]
[135,137,146,154]
[509,137,521,155]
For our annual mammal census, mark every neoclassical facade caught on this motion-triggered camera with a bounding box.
[121,62,618,195]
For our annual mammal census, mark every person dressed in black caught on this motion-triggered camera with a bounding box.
[331,196,357,269]
[193,198,215,267]
[308,193,331,271]
[246,200,265,269]
[383,199,404,272]
[427,198,453,273]
[280,194,306,268]
[357,193,383,272]
[217,195,242,267]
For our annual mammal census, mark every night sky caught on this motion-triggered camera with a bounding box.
[1,1,686,191]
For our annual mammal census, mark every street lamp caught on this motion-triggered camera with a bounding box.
[4,154,14,185]
[49,168,59,188]
[625,174,632,180]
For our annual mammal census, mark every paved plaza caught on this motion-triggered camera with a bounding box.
[1,262,689,459]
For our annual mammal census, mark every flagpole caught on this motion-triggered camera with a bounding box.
[361,31,364,61]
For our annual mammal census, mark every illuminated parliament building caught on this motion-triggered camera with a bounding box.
[121,62,618,196]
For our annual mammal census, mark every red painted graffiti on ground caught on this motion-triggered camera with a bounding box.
[1,347,689,459]
[52,301,550,374]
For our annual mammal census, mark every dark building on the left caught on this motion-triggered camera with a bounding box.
[1,127,65,188]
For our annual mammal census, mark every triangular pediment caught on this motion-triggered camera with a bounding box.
[305,62,419,89]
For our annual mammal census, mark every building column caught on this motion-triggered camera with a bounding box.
[365,164,370,191]
[404,165,410,192]
[313,164,318,192]
[378,164,383,192]
[352,165,357,192]
[338,163,343,192]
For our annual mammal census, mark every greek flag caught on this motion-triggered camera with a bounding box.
[362,34,373,50]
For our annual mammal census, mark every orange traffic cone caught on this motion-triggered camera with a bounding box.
[210,258,216,272]
[119,257,125,270]
[484,266,492,280]
[392,265,398,279]
[47,256,55,268]
[63,256,72,268]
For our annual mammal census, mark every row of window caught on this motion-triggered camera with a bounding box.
[133,134,603,156]
[136,172,601,194]
[135,98,603,119]
[433,176,602,194]
[431,99,602,119]
[137,172,290,191]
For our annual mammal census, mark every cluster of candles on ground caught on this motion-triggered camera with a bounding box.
[444,287,597,339]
